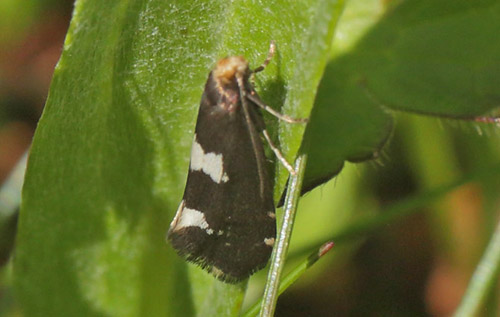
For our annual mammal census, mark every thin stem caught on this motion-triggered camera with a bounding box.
[259,154,307,317]
[244,241,334,317]
[454,219,500,317]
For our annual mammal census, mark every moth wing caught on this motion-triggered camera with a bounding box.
[168,79,276,283]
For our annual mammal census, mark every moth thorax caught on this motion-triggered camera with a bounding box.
[213,56,250,85]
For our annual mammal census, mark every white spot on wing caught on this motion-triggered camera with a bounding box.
[190,134,229,184]
[264,238,275,247]
[170,200,214,235]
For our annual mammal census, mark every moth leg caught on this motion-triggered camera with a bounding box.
[262,129,297,176]
[253,40,276,74]
[246,93,308,124]
[249,41,308,124]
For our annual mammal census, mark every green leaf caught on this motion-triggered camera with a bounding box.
[302,0,500,192]
[14,0,341,315]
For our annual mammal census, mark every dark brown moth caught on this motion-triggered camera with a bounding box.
[167,42,304,283]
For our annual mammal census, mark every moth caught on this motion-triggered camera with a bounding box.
[167,42,305,283]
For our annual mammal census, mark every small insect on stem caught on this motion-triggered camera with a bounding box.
[167,42,307,283]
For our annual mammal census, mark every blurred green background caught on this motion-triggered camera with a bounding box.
[1,0,500,316]
[0,1,74,315]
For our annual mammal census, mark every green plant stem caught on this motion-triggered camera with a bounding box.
[244,241,334,317]
[248,162,500,317]
[454,219,500,317]
[259,155,307,317]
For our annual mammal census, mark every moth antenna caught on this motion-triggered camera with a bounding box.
[253,40,276,74]
[237,75,268,197]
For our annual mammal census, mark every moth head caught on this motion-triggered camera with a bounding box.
[213,56,250,85]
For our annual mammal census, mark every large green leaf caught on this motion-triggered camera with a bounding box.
[15,0,499,314]
[302,0,500,191]
[13,0,341,315]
